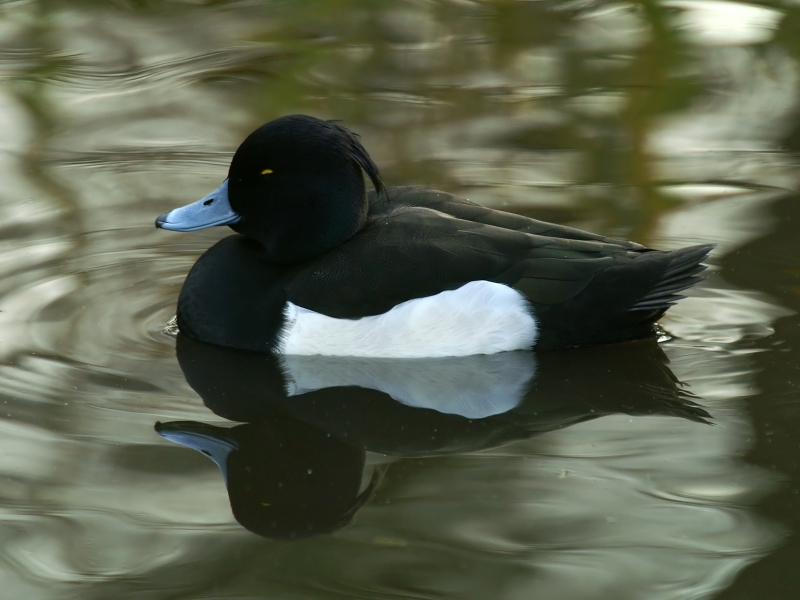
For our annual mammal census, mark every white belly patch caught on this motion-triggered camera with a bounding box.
[277,280,538,358]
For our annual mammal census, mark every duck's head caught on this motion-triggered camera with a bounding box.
[156,114,384,263]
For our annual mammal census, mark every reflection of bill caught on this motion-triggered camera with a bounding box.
[157,334,711,539]
[157,418,381,540]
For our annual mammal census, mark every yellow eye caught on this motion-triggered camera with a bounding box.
[261,169,273,175]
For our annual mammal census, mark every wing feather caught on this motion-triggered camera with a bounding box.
[284,200,635,318]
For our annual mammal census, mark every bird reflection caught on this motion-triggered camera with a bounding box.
[156,417,380,540]
[157,334,710,539]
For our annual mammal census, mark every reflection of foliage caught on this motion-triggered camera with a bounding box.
[774,5,800,151]
[3,0,799,242]
[3,1,82,232]
[564,0,701,238]
[213,0,707,239]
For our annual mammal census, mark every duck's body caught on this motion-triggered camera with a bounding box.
[157,115,712,356]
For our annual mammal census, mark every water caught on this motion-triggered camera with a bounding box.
[0,0,799,597]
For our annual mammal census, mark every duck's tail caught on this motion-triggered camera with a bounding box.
[534,243,714,349]
[630,244,715,311]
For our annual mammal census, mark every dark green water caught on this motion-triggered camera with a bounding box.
[0,0,799,598]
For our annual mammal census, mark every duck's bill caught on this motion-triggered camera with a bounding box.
[155,179,241,231]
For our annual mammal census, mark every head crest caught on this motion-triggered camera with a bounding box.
[326,120,385,197]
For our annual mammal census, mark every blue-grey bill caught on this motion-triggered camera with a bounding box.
[155,179,241,231]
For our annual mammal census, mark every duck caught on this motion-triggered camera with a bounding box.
[155,114,713,357]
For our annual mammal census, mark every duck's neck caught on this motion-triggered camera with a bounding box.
[230,190,369,264]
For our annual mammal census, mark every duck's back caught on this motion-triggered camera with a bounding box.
[368,186,647,249]
[281,187,711,350]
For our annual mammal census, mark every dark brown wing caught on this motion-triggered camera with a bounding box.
[369,186,646,249]
[284,203,631,319]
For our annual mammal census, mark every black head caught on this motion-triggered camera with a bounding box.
[226,115,384,264]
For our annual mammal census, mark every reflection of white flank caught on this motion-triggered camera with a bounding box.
[279,280,538,358]
[281,352,536,419]
[341,367,782,600]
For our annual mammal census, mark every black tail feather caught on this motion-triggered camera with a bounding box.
[631,244,714,312]
[533,243,714,349]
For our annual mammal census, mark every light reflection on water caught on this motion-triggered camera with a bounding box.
[0,0,798,598]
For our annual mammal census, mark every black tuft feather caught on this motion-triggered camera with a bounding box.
[631,244,715,311]
[326,120,385,196]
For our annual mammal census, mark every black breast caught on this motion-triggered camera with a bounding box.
[177,235,288,351]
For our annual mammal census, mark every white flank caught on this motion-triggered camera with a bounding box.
[278,280,538,358]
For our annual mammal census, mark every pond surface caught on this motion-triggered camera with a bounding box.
[1,0,799,598]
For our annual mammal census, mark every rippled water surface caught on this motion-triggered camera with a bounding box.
[1,0,800,598]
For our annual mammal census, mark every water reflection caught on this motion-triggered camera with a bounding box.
[157,418,378,540]
[158,335,710,538]
[0,0,797,597]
